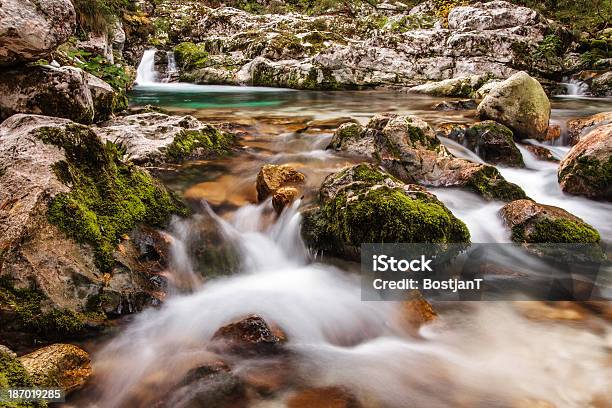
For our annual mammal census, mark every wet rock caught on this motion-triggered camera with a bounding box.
[567,112,612,146]
[399,290,438,328]
[591,71,612,97]
[256,164,306,202]
[0,114,186,340]
[558,124,612,200]
[433,99,477,111]
[543,123,561,142]
[523,144,558,162]
[304,117,358,131]
[435,123,468,140]
[286,386,359,408]
[301,164,470,259]
[0,65,94,124]
[462,121,524,167]
[477,72,551,140]
[272,187,300,214]
[329,114,527,201]
[95,113,236,165]
[410,75,492,98]
[86,72,128,122]
[500,199,600,243]
[212,315,287,355]
[0,0,76,66]
[18,344,91,393]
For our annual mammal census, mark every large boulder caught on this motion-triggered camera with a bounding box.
[95,113,236,165]
[256,164,306,202]
[500,199,600,243]
[590,71,612,97]
[0,114,186,343]
[409,75,493,98]
[558,124,612,200]
[567,112,612,146]
[18,344,91,393]
[477,72,551,140]
[329,114,527,201]
[86,73,128,122]
[447,1,542,31]
[301,164,470,259]
[457,121,524,167]
[0,0,76,66]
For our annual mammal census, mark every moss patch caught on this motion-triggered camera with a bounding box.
[519,218,601,243]
[466,166,528,201]
[165,127,236,162]
[0,349,45,407]
[559,155,612,193]
[37,124,187,271]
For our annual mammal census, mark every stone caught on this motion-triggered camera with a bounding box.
[590,71,612,97]
[86,72,127,122]
[256,164,306,202]
[558,124,612,200]
[0,65,94,124]
[410,75,491,97]
[462,121,524,167]
[0,0,76,66]
[447,1,542,31]
[287,387,358,408]
[211,315,287,355]
[329,114,527,201]
[301,164,470,259]
[272,187,300,214]
[523,144,558,162]
[399,290,438,328]
[95,113,236,165]
[500,199,600,243]
[18,344,91,393]
[433,99,477,111]
[477,71,551,140]
[567,112,612,146]
[473,79,503,99]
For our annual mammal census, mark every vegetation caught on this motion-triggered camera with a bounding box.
[36,124,187,271]
[0,349,46,408]
[165,127,236,162]
[71,0,136,34]
[466,166,528,201]
[174,42,211,70]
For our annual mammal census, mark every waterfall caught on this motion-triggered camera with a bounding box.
[166,51,178,75]
[135,49,158,85]
[561,78,589,96]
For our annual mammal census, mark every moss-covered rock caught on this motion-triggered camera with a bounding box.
[462,121,524,167]
[558,123,612,201]
[174,41,211,70]
[409,75,493,98]
[500,199,600,243]
[302,164,470,259]
[0,348,43,408]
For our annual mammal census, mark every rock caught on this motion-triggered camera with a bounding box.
[500,199,600,243]
[18,344,91,393]
[86,72,128,122]
[0,114,186,340]
[256,164,306,202]
[543,123,561,142]
[0,0,76,66]
[0,346,34,388]
[567,112,612,146]
[75,31,114,64]
[211,314,287,355]
[0,65,94,124]
[477,71,551,140]
[558,124,612,200]
[95,113,236,165]
[286,387,358,408]
[447,1,542,31]
[462,121,524,167]
[0,345,16,358]
[473,79,503,99]
[272,187,300,214]
[399,291,438,328]
[301,164,470,259]
[410,75,492,97]
[433,99,477,111]
[329,114,527,201]
[523,144,558,162]
[591,71,612,97]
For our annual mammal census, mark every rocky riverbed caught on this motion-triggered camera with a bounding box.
[0,0,611,407]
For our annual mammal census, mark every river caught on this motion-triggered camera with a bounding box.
[70,60,612,407]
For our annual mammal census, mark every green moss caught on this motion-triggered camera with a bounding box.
[0,349,46,407]
[165,127,236,162]
[466,166,528,201]
[559,155,612,192]
[37,124,187,271]
[517,218,601,243]
[0,277,85,337]
[174,42,210,70]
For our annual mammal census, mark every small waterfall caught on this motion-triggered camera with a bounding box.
[166,51,178,76]
[135,49,158,85]
[561,78,589,96]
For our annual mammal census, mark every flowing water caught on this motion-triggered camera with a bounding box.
[73,60,612,407]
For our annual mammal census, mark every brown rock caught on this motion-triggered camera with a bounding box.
[256,164,305,202]
[287,387,359,408]
[558,124,612,200]
[212,314,287,355]
[272,187,300,214]
[542,123,561,142]
[18,344,91,393]
[433,99,477,111]
[523,145,558,162]
[399,291,438,328]
[567,111,612,146]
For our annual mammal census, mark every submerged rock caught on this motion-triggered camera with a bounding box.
[500,199,600,243]
[272,187,300,214]
[477,72,551,140]
[212,315,287,355]
[462,121,524,167]
[0,0,76,66]
[0,114,186,341]
[567,111,612,146]
[433,99,477,111]
[301,164,470,259]
[95,113,236,165]
[18,344,91,393]
[329,114,526,201]
[410,75,492,98]
[558,124,612,200]
[256,164,306,202]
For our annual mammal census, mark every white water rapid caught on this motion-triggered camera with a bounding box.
[134,49,158,85]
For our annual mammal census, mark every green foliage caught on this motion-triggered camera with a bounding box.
[533,35,564,63]
[71,0,135,33]
[0,349,46,407]
[37,124,187,271]
[174,42,210,70]
[389,14,435,32]
[512,0,611,33]
[67,49,132,92]
[165,128,236,162]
